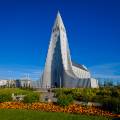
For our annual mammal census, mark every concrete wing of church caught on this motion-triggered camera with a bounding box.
[41,12,99,88]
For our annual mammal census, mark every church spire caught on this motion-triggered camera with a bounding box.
[53,11,64,29]
[56,11,61,20]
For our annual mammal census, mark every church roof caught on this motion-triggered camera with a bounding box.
[72,61,88,71]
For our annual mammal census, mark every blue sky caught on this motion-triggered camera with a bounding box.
[0,0,120,81]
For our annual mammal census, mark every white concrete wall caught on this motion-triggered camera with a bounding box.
[72,66,91,79]
[90,78,99,88]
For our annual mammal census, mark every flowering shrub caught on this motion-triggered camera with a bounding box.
[0,102,119,118]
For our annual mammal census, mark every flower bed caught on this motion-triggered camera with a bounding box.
[0,102,119,118]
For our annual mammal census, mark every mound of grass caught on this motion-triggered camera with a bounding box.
[0,88,40,103]
[23,93,39,103]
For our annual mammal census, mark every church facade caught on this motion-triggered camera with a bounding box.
[41,12,99,88]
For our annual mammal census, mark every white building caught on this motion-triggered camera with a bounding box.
[0,80,8,86]
[41,12,99,88]
[0,79,32,88]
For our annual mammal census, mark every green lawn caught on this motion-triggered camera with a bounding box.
[0,109,110,120]
[0,88,33,95]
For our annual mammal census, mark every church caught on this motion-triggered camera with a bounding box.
[41,12,99,88]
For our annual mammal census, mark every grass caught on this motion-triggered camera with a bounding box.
[0,88,32,95]
[0,109,110,120]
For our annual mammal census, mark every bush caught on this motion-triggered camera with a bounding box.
[54,90,64,98]
[72,92,83,101]
[54,87,120,112]
[0,94,12,102]
[101,96,120,113]
[23,93,39,103]
[57,94,73,107]
[111,97,120,113]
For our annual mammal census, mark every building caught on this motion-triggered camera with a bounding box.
[32,80,41,89]
[0,80,8,87]
[41,12,99,88]
[15,79,31,88]
[0,79,32,88]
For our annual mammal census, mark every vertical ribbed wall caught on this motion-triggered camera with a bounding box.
[41,12,99,88]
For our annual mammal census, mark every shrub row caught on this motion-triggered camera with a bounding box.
[53,87,120,113]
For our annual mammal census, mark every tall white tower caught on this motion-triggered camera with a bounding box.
[41,12,99,88]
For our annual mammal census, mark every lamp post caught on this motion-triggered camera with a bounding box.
[60,76,61,88]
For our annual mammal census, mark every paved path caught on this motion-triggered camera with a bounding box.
[36,89,57,102]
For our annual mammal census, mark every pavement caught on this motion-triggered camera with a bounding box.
[37,89,57,102]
